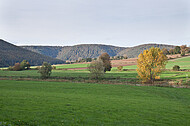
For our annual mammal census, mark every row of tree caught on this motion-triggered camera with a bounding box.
[162,45,190,56]
[75,54,128,63]
[8,60,31,71]
[110,54,128,60]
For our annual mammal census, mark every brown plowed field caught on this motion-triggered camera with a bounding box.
[111,58,137,67]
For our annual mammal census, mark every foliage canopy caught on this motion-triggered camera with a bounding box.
[137,47,167,83]
[98,53,112,72]
[88,60,105,79]
[38,62,53,79]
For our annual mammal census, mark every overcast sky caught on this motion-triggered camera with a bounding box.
[0,0,190,47]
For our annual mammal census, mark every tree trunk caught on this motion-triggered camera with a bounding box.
[150,69,153,84]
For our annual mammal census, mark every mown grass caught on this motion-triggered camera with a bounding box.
[166,56,190,69]
[55,63,88,69]
[0,80,190,125]
[0,68,190,82]
[173,56,190,61]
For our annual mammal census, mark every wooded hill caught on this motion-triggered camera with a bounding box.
[118,44,175,58]
[0,39,65,67]
[22,44,175,61]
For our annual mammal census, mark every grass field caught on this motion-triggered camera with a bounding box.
[0,80,190,125]
[166,56,190,69]
[53,56,190,70]
[0,68,190,84]
[55,63,88,69]
[0,56,190,125]
[173,56,190,61]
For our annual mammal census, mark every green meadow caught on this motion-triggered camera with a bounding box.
[0,56,190,82]
[0,56,190,125]
[0,80,190,125]
[166,57,190,69]
[55,63,88,69]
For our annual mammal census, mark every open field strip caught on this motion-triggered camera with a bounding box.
[166,56,190,69]
[0,80,190,125]
[55,63,89,69]
[0,69,190,84]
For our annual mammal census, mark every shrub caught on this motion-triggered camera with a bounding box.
[38,62,53,79]
[36,66,41,70]
[7,66,14,71]
[117,66,123,71]
[8,60,30,71]
[52,66,56,70]
[26,62,31,69]
[181,51,185,56]
[173,65,180,71]
[88,60,104,79]
[98,53,112,72]
[123,54,128,59]
[13,63,21,71]
[20,60,27,70]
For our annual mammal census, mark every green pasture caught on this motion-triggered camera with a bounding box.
[0,56,189,83]
[0,80,190,125]
[166,61,190,69]
[0,70,138,82]
[0,69,190,84]
[173,56,190,61]
[166,56,190,69]
[55,63,88,69]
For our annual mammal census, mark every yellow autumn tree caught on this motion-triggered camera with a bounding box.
[137,47,167,83]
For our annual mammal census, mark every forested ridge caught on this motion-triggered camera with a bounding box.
[0,39,65,67]
[22,43,175,61]
[118,44,175,58]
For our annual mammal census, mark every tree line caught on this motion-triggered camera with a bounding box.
[162,45,190,56]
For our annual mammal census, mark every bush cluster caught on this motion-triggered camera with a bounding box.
[117,66,123,71]
[38,62,53,79]
[173,65,180,71]
[7,60,30,71]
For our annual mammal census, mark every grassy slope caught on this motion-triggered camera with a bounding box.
[0,80,190,125]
